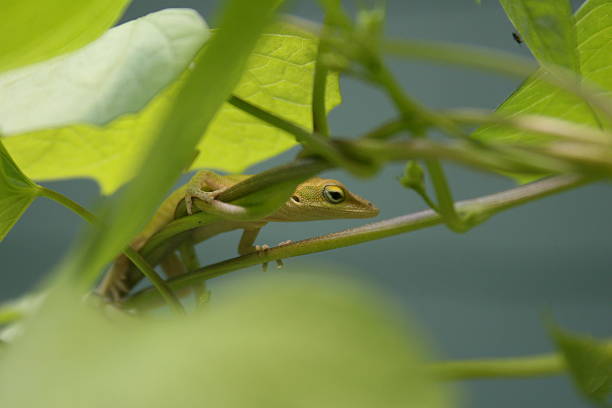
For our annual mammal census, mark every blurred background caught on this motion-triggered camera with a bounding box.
[1,1,609,407]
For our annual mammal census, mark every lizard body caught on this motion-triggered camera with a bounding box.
[97,170,379,300]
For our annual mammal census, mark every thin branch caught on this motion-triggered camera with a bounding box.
[125,174,587,308]
[372,63,466,229]
[381,38,612,123]
[312,42,330,137]
[429,339,612,380]
[228,96,371,176]
[444,108,612,145]
[429,353,564,380]
[361,119,410,139]
[37,187,185,314]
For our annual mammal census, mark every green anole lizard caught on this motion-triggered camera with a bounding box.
[97,170,379,300]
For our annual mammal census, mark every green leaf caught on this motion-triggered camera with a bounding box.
[0,0,130,73]
[0,138,39,241]
[3,21,340,194]
[192,23,341,174]
[499,0,578,71]
[0,274,454,408]
[473,0,612,182]
[551,326,612,407]
[0,8,210,135]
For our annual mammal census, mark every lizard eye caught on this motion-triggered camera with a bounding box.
[291,195,301,203]
[323,185,345,204]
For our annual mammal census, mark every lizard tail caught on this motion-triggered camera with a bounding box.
[95,254,133,301]
[95,237,148,301]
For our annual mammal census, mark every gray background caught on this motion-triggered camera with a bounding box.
[1,1,610,407]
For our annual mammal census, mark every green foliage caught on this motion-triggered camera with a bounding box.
[0,138,39,240]
[2,14,340,194]
[192,23,341,174]
[0,0,130,73]
[399,160,426,192]
[499,0,578,71]
[473,0,612,182]
[0,9,210,135]
[0,274,452,408]
[0,0,610,405]
[59,0,284,288]
[551,326,612,407]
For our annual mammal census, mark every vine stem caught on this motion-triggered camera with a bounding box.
[430,339,612,380]
[429,353,564,380]
[312,41,330,137]
[36,186,185,314]
[373,63,465,229]
[228,96,371,176]
[125,174,587,309]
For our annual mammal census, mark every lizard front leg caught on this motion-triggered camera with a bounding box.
[184,170,252,219]
[184,170,226,215]
[238,225,286,272]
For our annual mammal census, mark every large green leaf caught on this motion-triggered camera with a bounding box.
[0,0,130,73]
[3,19,340,194]
[0,138,39,241]
[551,326,612,407]
[473,0,612,181]
[499,0,578,71]
[0,8,210,135]
[192,24,341,173]
[0,274,453,408]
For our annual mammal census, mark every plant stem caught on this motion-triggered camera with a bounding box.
[443,108,612,146]
[228,95,372,176]
[373,63,465,229]
[424,159,464,231]
[37,186,96,224]
[361,119,409,139]
[37,186,185,314]
[429,353,564,380]
[381,38,612,122]
[125,174,587,308]
[122,248,185,315]
[430,338,612,380]
[312,44,330,137]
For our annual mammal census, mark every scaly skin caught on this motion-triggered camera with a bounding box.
[97,170,379,300]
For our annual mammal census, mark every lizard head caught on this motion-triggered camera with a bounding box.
[268,177,379,221]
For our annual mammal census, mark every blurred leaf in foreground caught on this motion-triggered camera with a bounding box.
[0,138,39,241]
[551,325,612,407]
[0,273,454,408]
[0,0,130,73]
[473,0,612,182]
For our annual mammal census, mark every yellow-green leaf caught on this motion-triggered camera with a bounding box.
[0,0,130,73]
[0,138,39,241]
[499,0,578,71]
[4,21,340,194]
[551,326,612,407]
[192,23,341,173]
[0,8,210,135]
[473,0,612,182]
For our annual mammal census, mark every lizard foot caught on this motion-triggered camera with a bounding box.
[184,187,226,215]
[254,244,271,272]
[255,240,293,271]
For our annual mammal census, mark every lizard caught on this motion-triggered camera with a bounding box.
[97,170,379,301]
